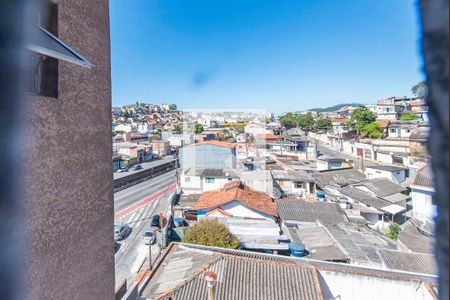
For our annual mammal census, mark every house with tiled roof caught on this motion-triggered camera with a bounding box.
[194,181,277,220]
[192,181,289,252]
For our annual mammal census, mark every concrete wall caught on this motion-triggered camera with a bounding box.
[411,186,437,224]
[365,168,406,183]
[180,145,236,170]
[23,1,114,299]
[220,201,273,220]
[318,270,435,300]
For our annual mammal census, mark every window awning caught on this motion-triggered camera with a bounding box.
[26,24,93,68]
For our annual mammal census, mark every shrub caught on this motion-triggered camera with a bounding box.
[182,218,240,249]
[386,222,401,240]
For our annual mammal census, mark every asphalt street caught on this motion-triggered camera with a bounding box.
[114,170,177,287]
[113,157,177,180]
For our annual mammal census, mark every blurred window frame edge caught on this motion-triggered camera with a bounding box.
[418,1,449,299]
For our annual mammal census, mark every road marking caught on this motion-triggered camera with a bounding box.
[114,171,176,200]
[128,206,145,224]
[114,183,177,219]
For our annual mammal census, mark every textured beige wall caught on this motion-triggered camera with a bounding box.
[23,1,114,298]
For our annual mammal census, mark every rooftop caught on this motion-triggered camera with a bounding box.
[398,222,434,254]
[315,168,366,188]
[286,223,349,262]
[276,199,349,224]
[141,243,437,300]
[412,164,434,188]
[194,181,277,217]
[365,165,407,172]
[379,249,437,275]
[187,140,237,149]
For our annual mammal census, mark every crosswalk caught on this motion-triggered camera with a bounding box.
[121,200,157,230]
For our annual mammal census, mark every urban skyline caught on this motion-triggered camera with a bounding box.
[110,0,424,113]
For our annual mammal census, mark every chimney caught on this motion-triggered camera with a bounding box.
[204,271,217,300]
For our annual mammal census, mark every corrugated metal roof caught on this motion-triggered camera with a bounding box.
[339,186,389,210]
[353,178,406,197]
[276,199,349,224]
[412,164,434,188]
[315,169,366,188]
[379,249,437,275]
[158,249,323,300]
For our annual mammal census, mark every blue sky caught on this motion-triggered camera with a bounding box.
[110,0,424,114]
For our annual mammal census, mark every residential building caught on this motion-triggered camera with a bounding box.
[239,170,275,197]
[409,125,430,158]
[410,164,436,232]
[387,121,418,138]
[140,243,438,300]
[180,168,239,195]
[194,181,277,221]
[376,99,405,120]
[410,98,429,121]
[272,170,316,197]
[193,181,288,252]
[364,165,408,183]
[316,155,353,171]
[179,140,237,170]
[151,140,171,157]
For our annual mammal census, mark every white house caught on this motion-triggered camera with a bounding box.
[410,165,436,229]
[387,121,418,139]
[364,165,408,183]
[180,168,239,195]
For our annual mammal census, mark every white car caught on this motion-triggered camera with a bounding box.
[143,227,158,245]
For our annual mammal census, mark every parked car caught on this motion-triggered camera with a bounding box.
[172,217,189,228]
[150,214,161,228]
[117,167,128,173]
[131,164,142,171]
[114,224,131,241]
[143,227,158,245]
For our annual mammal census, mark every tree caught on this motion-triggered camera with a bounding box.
[193,123,204,134]
[279,113,296,128]
[296,114,315,131]
[386,222,401,240]
[173,124,183,134]
[347,105,376,133]
[314,117,332,132]
[362,122,383,138]
[182,219,240,249]
[411,81,428,98]
[400,113,418,121]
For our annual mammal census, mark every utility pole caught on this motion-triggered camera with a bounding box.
[148,241,152,270]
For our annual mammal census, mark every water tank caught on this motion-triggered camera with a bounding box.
[289,242,307,257]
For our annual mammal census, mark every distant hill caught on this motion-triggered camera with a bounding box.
[309,103,362,113]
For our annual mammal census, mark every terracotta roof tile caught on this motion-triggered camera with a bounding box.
[331,118,346,124]
[187,140,236,149]
[194,180,277,216]
[376,119,390,128]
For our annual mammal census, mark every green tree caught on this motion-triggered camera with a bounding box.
[173,124,183,134]
[411,81,428,98]
[386,222,401,240]
[296,114,315,131]
[347,105,376,133]
[314,117,332,132]
[362,122,383,138]
[193,123,204,134]
[400,113,418,121]
[182,219,240,249]
[279,113,296,128]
